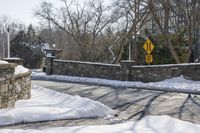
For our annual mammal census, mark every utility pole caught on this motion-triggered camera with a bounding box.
[2,29,5,58]
[7,27,10,58]
[128,41,131,60]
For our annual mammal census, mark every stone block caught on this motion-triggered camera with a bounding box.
[0,62,31,109]
[0,84,8,93]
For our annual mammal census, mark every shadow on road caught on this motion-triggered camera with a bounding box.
[3,80,198,129]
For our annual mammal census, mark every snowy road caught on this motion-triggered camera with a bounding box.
[1,80,200,130]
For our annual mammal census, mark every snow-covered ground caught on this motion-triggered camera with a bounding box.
[1,115,200,133]
[1,69,200,132]
[32,71,200,94]
[0,85,115,126]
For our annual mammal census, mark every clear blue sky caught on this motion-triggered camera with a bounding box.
[0,0,59,25]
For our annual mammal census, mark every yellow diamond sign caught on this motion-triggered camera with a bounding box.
[143,39,154,54]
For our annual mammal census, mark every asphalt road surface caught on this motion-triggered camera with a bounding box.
[1,80,200,129]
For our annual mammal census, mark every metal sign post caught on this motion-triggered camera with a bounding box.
[7,27,10,58]
[2,29,5,58]
[129,42,131,60]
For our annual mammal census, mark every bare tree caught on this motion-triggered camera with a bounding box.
[34,0,200,64]
[172,0,200,62]
[147,0,181,63]
[146,0,200,63]
[111,0,149,63]
[34,0,112,61]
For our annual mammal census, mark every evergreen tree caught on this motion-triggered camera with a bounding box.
[11,25,45,68]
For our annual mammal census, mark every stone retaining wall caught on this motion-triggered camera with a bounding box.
[0,63,31,109]
[130,63,200,82]
[49,59,200,82]
[0,63,16,108]
[53,60,121,80]
[15,70,32,100]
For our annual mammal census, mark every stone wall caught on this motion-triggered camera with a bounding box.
[15,70,32,100]
[130,63,200,82]
[0,63,16,108]
[49,59,200,82]
[53,60,121,80]
[0,63,31,109]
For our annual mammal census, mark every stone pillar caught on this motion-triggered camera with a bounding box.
[46,56,57,75]
[0,63,16,109]
[44,49,62,73]
[120,60,135,81]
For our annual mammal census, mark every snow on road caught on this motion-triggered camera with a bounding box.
[1,115,200,133]
[0,85,115,126]
[32,71,200,94]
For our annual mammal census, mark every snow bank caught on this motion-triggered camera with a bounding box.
[1,115,200,133]
[32,72,200,94]
[131,62,200,68]
[0,85,115,126]
[0,60,8,64]
[15,65,29,75]
[54,59,120,67]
